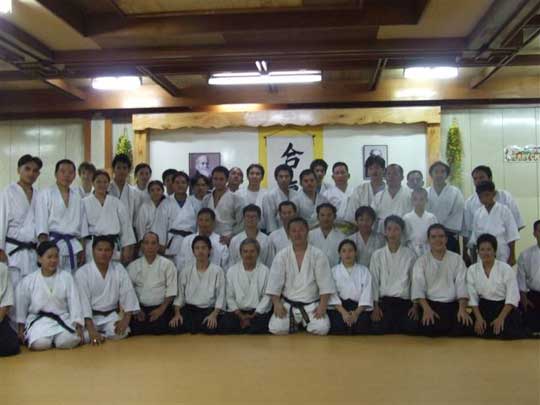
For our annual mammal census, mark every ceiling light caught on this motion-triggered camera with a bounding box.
[91,76,141,91]
[209,70,321,85]
[0,0,12,14]
[404,66,458,80]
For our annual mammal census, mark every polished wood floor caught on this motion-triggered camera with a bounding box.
[2,334,539,405]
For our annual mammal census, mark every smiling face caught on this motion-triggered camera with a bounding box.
[478,241,496,264]
[93,173,110,195]
[332,164,349,187]
[149,184,164,204]
[55,163,76,188]
[18,161,41,186]
[38,247,59,273]
[136,167,151,188]
[428,227,447,252]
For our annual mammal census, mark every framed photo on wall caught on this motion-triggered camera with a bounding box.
[189,152,221,179]
[363,145,388,179]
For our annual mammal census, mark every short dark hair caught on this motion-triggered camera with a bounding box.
[78,161,96,175]
[92,235,115,250]
[240,238,261,255]
[472,165,492,179]
[55,159,76,174]
[332,162,349,173]
[172,171,190,184]
[476,233,497,252]
[427,223,447,239]
[243,204,262,218]
[316,202,336,216]
[364,155,385,171]
[476,180,495,194]
[246,163,265,179]
[429,161,450,177]
[112,153,132,170]
[198,207,216,221]
[18,154,43,169]
[134,163,152,176]
[147,180,164,192]
[287,216,309,232]
[212,165,229,178]
[310,159,328,172]
[191,174,211,189]
[37,241,58,258]
[92,169,110,183]
[162,168,178,183]
[274,164,293,180]
[299,169,316,182]
[355,206,376,221]
[338,239,357,253]
[278,200,297,213]
[142,231,160,244]
[407,169,423,179]
[534,220,540,232]
[192,235,212,252]
[384,215,405,231]
[387,163,404,177]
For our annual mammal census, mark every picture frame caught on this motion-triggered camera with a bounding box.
[188,152,221,179]
[363,145,388,179]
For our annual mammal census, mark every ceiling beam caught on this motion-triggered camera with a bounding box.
[0,17,53,60]
[36,0,87,36]
[86,1,425,37]
[43,78,86,100]
[368,58,387,91]
[137,66,181,97]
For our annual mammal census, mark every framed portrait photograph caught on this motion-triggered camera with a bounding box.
[363,145,388,179]
[188,152,221,179]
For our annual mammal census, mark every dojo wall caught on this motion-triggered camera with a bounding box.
[0,119,84,189]
[441,107,540,251]
[149,124,427,189]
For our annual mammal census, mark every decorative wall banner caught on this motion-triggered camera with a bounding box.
[504,145,540,162]
[259,126,323,189]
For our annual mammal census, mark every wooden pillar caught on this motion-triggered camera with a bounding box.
[83,119,91,162]
[104,118,113,173]
[133,130,150,167]
[426,123,441,185]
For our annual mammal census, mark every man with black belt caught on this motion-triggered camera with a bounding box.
[266,217,336,335]
[0,154,42,280]
[518,220,540,335]
[426,161,464,254]
[76,236,140,345]
[128,232,177,335]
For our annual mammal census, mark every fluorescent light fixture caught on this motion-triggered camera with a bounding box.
[0,0,12,14]
[91,76,142,91]
[404,66,458,80]
[209,70,321,85]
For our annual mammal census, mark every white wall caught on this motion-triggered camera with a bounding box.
[0,119,84,189]
[149,124,426,187]
[441,107,540,253]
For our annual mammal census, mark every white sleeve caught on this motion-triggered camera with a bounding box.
[466,267,479,307]
[118,266,140,313]
[215,269,226,310]
[369,253,381,302]
[118,202,136,248]
[255,269,273,314]
[164,260,178,299]
[358,270,373,310]
[447,190,465,233]
[262,194,278,233]
[314,250,336,296]
[75,271,93,319]
[504,268,520,307]
[35,190,50,237]
[0,191,9,250]
[0,266,13,308]
[517,252,529,293]
[411,258,426,301]
[173,268,186,308]
[225,271,238,312]
[15,279,29,324]
[503,208,520,244]
[151,202,170,248]
[505,193,525,230]
[66,275,84,327]
[266,253,286,296]
[455,258,468,299]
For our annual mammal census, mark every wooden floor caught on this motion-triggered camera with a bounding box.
[2,334,539,405]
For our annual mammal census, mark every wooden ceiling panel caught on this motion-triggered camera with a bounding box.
[164,74,208,89]
[113,0,304,15]
[378,0,496,39]
[0,80,50,90]
[92,33,226,49]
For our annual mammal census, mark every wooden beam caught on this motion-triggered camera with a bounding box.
[36,0,87,36]
[137,66,181,97]
[368,58,387,91]
[83,119,91,161]
[426,123,442,176]
[0,17,53,60]
[86,1,426,37]
[104,118,113,172]
[43,79,86,100]
[133,130,149,168]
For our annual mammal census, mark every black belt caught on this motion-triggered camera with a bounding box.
[6,237,36,256]
[27,311,75,334]
[167,229,193,248]
[283,297,319,333]
[92,309,118,317]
